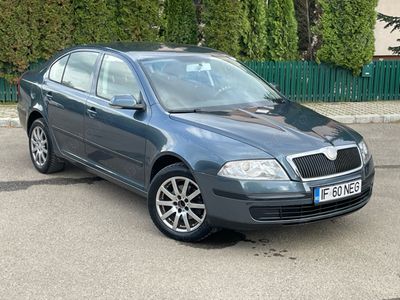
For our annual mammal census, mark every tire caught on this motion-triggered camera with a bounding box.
[28,118,65,174]
[148,163,213,242]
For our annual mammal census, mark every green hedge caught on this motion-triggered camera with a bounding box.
[0,0,380,82]
[0,0,164,83]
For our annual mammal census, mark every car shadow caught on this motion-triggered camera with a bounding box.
[181,216,363,256]
[61,163,366,256]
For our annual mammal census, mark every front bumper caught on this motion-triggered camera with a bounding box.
[194,160,375,230]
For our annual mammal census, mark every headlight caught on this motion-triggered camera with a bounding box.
[358,140,371,164]
[217,159,289,180]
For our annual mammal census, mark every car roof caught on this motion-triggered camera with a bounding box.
[70,42,226,59]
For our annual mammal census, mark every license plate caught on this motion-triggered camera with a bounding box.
[314,179,362,204]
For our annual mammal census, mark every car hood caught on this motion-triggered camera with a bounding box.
[170,101,361,158]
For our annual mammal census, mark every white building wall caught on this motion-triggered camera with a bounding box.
[375,0,400,56]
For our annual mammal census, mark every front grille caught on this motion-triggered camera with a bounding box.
[249,188,371,222]
[291,147,361,179]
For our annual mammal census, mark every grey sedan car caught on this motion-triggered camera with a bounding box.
[17,43,375,242]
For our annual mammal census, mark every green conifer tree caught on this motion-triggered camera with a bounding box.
[378,13,400,55]
[202,0,246,57]
[0,1,41,82]
[317,0,378,74]
[72,0,118,44]
[294,0,321,59]
[265,0,299,61]
[165,0,198,44]
[116,0,162,42]
[39,0,74,59]
[242,0,267,60]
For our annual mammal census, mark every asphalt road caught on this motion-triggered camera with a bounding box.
[0,124,399,299]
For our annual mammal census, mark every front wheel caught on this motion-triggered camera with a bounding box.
[148,163,213,242]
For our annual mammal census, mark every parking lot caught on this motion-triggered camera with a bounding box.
[0,124,399,299]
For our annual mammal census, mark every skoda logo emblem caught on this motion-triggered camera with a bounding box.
[324,147,337,161]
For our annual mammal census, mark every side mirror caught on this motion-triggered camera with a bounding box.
[109,94,145,110]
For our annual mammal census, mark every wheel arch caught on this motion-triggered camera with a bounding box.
[27,110,44,134]
[149,152,193,184]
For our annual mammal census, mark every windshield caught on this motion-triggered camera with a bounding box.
[139,55,282,111]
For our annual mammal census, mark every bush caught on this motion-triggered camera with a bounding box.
[265,0,299,61]
[165,0,198,44]
[317,0,378,74]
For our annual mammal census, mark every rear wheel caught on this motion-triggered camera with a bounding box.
[148,163,212,242]
[29,118,64,174]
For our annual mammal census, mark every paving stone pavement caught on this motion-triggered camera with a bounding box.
[1,101,400,127]
[0,105,20,127]
[303,101,400,124]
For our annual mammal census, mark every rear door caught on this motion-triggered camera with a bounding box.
[43,51,100,159]
[84,53,150,189]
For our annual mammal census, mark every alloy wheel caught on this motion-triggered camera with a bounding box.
[156,176,206,233]
[30,126,48,167]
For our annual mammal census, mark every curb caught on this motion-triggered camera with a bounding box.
[330,114,400,124]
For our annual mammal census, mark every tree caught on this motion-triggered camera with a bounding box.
[0,1,41,82]
[202,0,246,57]
[116,0,162,42]
[72,0,118,44]
[377,13,400,55]
[242,0,267,60]
[316,0,378,75]
[294,0,321,60]
[39,0,74,59]
[265,0,299,61]
[164,0,198,44]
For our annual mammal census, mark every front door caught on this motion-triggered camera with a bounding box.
[44,51,99,159]
[84,54,149,189]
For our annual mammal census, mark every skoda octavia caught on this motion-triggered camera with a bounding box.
[17,43,375,242]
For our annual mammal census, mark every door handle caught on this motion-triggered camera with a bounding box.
[87,107,97,118]
[44,91,64,109]
[45,91,53,101]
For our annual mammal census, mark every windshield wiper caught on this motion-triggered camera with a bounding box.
[169,108,229,114]
[267,97,287,103]
[168,108,203,113]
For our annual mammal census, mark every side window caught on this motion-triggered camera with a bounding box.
[49,55,69,83]
[96,55,141,101]
[62,52,99,92]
